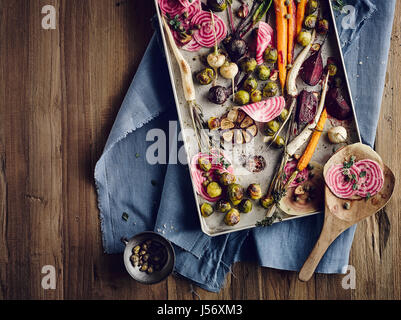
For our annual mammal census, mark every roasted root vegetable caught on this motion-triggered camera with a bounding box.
[326,87,352,120]
[287,0,297,65]
[273,0,288,91]
[297,90,318,124]
[328,126,348,144]
[296,0,308,36]
[300,48,324,86]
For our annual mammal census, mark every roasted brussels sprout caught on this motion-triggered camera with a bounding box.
[247,184,262,200]
[227,183,244,205]
[265,120,280,136]
[240,57,257,73]
[216,199,232,213]
[208,117,220,130]
[263,81,278,98]
[297,30,312,47]
[243,77,258,93]
[257,65,271,81]
[307,0,318,14]
[198,157,212,172]
[264,47,278,64]
[206,182,222,198]
[304,15,317,29]
[317,19,329,34]
[200,203,214,217]
[239,199,253,213]
[273,136,285,149]
[224,208,241,226]
[234,90,250,105]
[280,109,289,122]
[196,68,215,85]
[260,195,274,209]
[207,0,227,12]
[251,89,262,103]
[219,172,236,186]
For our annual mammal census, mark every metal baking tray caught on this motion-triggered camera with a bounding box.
[154,0,361,236]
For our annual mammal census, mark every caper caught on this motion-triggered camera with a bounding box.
[257,65,271,80]
[343,202,351,210]
[263,81,278,97]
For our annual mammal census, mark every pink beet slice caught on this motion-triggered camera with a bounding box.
[255,22,274,65]
[158,0,186,17]
[191,11,227,48]
[181,38,202,52]
[354,159,384,198]
[325,164,361,199]
[190,151,234,202]
[240,96,286,123]
[283,160,310,188]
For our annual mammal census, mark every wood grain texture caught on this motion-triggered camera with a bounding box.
[0,0,400,300]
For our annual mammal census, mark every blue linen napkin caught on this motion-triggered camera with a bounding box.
[95,0,396,292]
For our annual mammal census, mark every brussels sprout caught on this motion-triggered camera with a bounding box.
[317,19,329,34]
[240,57,257,73]
[304,15,317,29]
[243,77,258,93]
[216,199,232,213]
[239,199,253,213]
[207,0,227,12]
[265,120,280,136]
[307,0,318,14]
[273,136,285,149]
[196,68,215,85]
[264,47,278,64]
[224,208,241,226]
[198,157,212,172]
[219,172,236,186]
[257,65,271,81]
[207,182,222,198]
[200,203,214,217]
[234,90,250,105]
[260,195,274,209]
[297,30,312,47]
[263,81,278,97]
[247,184,262,200]
[208,117,221,130]
[227,183,244,205]
[280,109,289,122]
[251,89,262,103]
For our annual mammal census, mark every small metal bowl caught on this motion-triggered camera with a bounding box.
[122,231,175,285]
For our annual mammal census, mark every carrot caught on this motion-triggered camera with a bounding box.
[297,108,328,171]
[274,0,288,92]
[287,0,297,65]
[296,0,308,36]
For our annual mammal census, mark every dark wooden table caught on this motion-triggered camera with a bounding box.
[0,0,400,300]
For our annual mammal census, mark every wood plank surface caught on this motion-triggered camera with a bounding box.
[0,0,400,300]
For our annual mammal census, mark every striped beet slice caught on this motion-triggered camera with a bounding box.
[190,152,234,202]
[355,159,384,198]
[240,96,285,123]
[181,38,202,52]
[255,22,274,65]
[158,0,186,17]
[192,11,227,48]
[178,0,192,7]
[325,164,361,199]
[283,160,310,188]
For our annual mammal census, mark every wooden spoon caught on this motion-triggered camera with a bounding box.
[299,143,395,282]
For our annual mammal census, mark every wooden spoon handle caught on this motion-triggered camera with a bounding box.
[299,213,345,282]
[161,17,196,102]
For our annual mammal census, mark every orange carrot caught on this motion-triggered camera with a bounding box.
[297,108,328,171]
[296,0,308,36]
[274,0,288,92]
[287,0,297,65]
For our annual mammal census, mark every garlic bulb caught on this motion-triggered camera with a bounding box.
[328,126,347,144]
[220,62,239,80]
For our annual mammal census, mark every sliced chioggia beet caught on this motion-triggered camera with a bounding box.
[191,11,227,48]
[158,0,186,17]
[255,22,274,65]
[325,164,361,199]
[240,96,285,123]
[181,38,202,52]
[220,109,258,144]
[283,160,310,188]
[354,159,384,198]
[190,152,234,202]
